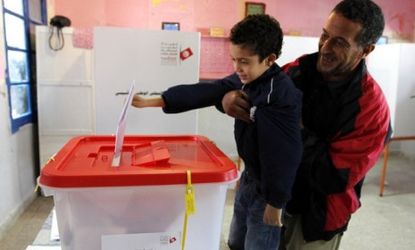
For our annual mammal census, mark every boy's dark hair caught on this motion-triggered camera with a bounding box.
[230,14,283,61]
[333,0,385,46]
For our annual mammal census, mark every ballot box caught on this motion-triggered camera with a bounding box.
[39,135,238,250]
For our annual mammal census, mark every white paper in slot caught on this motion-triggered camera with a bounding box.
[112,81,135,167]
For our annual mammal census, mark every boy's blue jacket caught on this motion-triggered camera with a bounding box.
[162,64,303,208]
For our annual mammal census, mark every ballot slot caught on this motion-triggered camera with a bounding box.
[89,141,171,167]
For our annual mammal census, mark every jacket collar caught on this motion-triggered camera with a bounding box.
[300,52,367,91]
[243,63,281,89]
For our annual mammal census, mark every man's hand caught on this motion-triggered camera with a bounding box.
[263,204,283,227]
[222,90,251,123]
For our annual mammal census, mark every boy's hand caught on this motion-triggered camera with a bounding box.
[131,94,147,108]
[131,94,165,108]
[263,204,283,227]
[222,90,251,123]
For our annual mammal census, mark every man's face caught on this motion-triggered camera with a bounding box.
[317,12,368,81]
[229,44,271,84]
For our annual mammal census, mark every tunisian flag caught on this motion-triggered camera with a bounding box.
[180,47,193,60]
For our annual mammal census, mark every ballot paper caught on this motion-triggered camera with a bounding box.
[112,82,135,167]
[101,232,181,250]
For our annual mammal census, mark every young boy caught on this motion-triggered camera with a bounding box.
[132,14,302,250]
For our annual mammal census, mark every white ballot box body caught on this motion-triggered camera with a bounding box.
[39,135,238,250]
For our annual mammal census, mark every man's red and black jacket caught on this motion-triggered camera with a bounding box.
[283,53,392,241]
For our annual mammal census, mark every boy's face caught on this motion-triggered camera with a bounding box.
[230,44,272,84]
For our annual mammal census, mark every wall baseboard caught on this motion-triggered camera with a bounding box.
[0,192,38,240]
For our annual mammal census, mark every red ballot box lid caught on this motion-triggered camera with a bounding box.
[40,135,238,188]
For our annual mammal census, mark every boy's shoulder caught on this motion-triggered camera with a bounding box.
[252,68,301,107]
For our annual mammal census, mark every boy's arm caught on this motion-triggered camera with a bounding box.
[162,75,243,114]
[162,83,228,113]
[256,100,303,209]
[132,74,243,113]
[132,81,231,112]
[131,95,165,108]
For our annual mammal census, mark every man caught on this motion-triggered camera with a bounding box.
[221,0,391,249]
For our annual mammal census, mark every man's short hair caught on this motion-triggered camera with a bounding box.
[230,14,283,61]
[333,0,385,46]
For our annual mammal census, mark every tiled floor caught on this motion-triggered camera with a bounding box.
[1,153,415,250]
[0,196,54,250]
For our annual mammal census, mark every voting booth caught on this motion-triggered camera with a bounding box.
[39,135,238,250]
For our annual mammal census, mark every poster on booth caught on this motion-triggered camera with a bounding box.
[101,232,181,250]
[94,27,200,136]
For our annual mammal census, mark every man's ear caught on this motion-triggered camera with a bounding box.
[362,44,375,58]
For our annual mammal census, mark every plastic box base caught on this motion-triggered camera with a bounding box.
[43,183,232,250]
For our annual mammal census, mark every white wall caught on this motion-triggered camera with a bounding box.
[277,36,319,66]
[0,4,37,238]
[367,44,399,131]
[36,26,94,166]
[0,125,37,236]
[395,44,415,159]
[367,43,415,159]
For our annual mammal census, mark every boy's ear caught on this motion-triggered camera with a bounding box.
[266,53,277,65]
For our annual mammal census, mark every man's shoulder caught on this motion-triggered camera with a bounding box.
[282,53,318,80]
[360,71,387,104]
[282,53,316,69]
